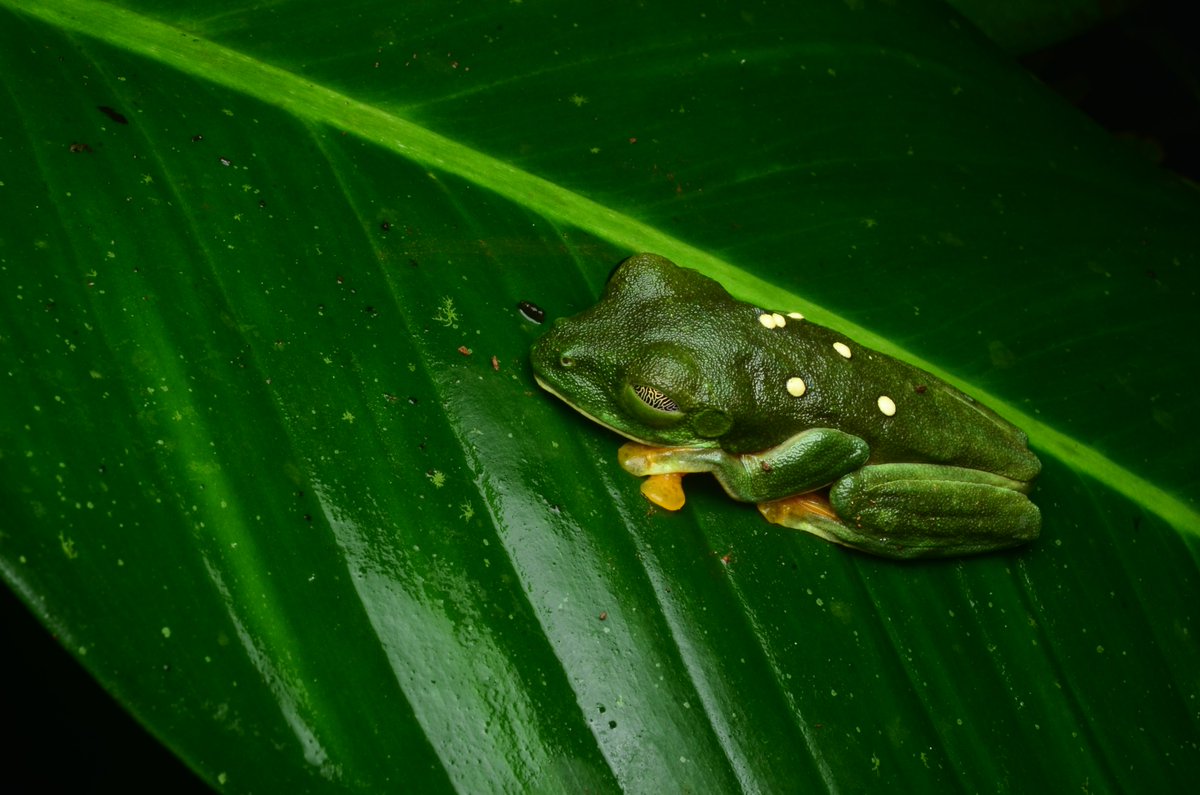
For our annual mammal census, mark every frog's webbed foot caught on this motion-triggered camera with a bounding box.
[619,442,693,510]
[758,491,853,547]
[640,473,686,511]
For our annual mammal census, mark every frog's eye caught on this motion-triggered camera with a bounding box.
[633,384,678,413]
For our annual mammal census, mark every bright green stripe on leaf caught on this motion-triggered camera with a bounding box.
[9,0,1197,538]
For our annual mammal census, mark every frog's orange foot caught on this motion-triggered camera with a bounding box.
[640,473,686,511]
[758,492,839,526]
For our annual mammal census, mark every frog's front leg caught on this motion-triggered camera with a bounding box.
[617,444,724,511]
[619,427,871,510]
[766,463,1041,559]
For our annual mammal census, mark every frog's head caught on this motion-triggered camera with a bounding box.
[531,253,735,447]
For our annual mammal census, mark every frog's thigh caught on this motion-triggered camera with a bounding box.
[830,463,1041,557]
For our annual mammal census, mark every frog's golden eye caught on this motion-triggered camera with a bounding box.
[633,384,678,413]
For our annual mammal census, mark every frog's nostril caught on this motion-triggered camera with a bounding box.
[559,355,575,369]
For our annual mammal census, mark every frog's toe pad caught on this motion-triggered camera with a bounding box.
[640,473,686,511]
[618,442,663,476]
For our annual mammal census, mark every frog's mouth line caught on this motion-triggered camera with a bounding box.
[533,374,657,447]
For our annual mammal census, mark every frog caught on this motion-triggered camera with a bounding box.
[530,253,1041,559]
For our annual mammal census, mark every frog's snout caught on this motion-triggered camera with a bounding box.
[530,328,568,379]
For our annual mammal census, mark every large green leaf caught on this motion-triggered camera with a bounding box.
[2,0,1198,792]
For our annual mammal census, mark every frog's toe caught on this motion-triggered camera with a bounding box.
[758,493,849,544]
[618,441,725,481]
[618,442,663,476]
[640,473,687,511]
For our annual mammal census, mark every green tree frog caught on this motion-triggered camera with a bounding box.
[531,253,1041,559]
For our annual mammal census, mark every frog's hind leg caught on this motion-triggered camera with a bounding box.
[758,492,856,548]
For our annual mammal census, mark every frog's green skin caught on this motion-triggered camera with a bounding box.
[530,253,1041,559]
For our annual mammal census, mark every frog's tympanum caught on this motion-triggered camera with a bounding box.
[531,253,1041,559]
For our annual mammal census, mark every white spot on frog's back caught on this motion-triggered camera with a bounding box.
[786,377,807,397]
[787,312,804,320]
[833,341,852,359]
[758,312,788,329]
[877,395,897,416]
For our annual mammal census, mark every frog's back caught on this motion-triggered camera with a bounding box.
[717,315,1040,484]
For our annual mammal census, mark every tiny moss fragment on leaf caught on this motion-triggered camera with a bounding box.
[433,297,459,327]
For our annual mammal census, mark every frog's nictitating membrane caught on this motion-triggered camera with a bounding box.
[531,253,1040,559]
